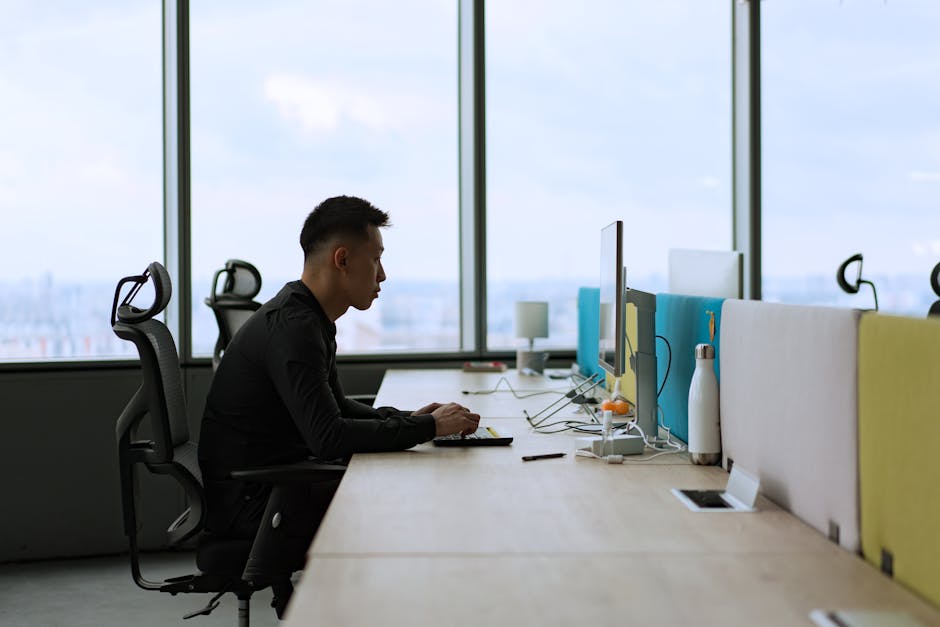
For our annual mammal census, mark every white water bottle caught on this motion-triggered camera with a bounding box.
[688,343,720,465]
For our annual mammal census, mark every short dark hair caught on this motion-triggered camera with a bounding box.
[300,195,390,259]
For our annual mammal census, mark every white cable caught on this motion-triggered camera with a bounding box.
[601,410,613,458]
[462,376,569,398]
[619,449,682,463]
[574,449,623,464]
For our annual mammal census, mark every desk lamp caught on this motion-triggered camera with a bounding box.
[515,301,549,375]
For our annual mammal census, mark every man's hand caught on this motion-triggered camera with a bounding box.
[413,402,444,416]
[431,402,481,437]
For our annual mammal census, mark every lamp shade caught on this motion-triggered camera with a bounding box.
[514,301,549,339]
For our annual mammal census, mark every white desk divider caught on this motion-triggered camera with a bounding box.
[719,300,862,550]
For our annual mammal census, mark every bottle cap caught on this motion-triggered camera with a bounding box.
[695,343,715,359]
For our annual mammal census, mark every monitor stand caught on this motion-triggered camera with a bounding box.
[625,287,663,446]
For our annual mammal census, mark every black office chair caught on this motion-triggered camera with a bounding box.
[205,259,263,370]
[837,253,879,311]
[111,262,345,625]
[928,261,940,317]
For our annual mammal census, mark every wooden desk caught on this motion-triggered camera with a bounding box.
[284,369,940,626]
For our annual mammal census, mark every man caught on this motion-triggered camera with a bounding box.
[198,195,480,567]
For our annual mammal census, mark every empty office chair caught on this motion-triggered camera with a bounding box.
[205,259,263,370]
[837,253,879,311]
[111,262,344,625]
[929,262,940,317]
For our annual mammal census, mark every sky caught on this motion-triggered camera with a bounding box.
[0,0,937,290]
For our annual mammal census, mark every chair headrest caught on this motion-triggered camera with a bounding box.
[224,259,262,299]
[208,259,262,303]
[111,261,173,326]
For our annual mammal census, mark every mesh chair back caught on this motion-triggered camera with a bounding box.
[205,259,263,369]
[223,260,262,299]
[112,261,203,545]
[219,308,256,343]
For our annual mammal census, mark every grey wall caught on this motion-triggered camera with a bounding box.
[0,354,556,563]
[0,362,387,563]
[0,367,178,562]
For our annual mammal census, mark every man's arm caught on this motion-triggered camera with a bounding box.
[265,322,436,460]
[329,370,411,420]
[340,396,413,421]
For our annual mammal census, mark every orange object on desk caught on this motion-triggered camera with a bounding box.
[600,399,631,415]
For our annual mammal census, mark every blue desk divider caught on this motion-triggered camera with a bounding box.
[576,287,602,380]
[655,293,726,443]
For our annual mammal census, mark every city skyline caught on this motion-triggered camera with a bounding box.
[2,268,937,361]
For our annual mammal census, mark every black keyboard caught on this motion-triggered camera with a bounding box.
[432,426,513,447]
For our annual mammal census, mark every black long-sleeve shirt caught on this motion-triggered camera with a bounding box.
[198,280,435,533]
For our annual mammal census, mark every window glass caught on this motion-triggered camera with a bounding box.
[190,0,459,356]
[0,2,162,361]
[485,1,731,350]
[762,2,940,314]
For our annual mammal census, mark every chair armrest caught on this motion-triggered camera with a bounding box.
[230,460,346,483]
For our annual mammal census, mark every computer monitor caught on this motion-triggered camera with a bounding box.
[598,221,625,377]
[668,248,743,299]
[598,220,660,444]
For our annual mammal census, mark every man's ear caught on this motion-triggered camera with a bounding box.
[333,246,349,270]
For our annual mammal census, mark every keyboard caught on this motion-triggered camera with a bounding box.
[432,426,513,447]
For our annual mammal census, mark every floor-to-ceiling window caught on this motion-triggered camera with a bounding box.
[0,2,163,361]
[762,1,940,315]
[484,1,732,351]
[189,0,459,356]
[1,1,745,366]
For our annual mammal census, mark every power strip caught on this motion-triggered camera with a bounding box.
[576,434,645,457]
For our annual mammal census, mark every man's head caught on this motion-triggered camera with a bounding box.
[300,196,390,316]
[300,195,390,260]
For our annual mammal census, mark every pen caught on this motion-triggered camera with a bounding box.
[521,453,566,462]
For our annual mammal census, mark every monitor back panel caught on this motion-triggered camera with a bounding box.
[668,249,743,299]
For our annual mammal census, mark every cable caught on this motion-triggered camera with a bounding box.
[527,416,599,434]
[655,334,672,397]
[657,403,667,430]
[522,374,604,430]
[574,419,685,464]
[574,449,624,464]
[462,376,568,399]
[619,419,686,454]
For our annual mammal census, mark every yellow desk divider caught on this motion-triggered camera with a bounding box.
[859,313,940,608]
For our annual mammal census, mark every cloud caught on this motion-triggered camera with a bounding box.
[263,74,389,134]
[909,170,940,182]
[77,161,125,185]
[697,175,721,189]
[0,150,23,179]
[912,240,940,256]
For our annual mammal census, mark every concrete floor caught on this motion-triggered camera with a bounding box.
[0,552,281,627]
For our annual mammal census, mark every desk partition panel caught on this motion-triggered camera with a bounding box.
[576,287,602,380]
[655,293,726,443]
[858,313,940,608]
[719,300,861,552]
